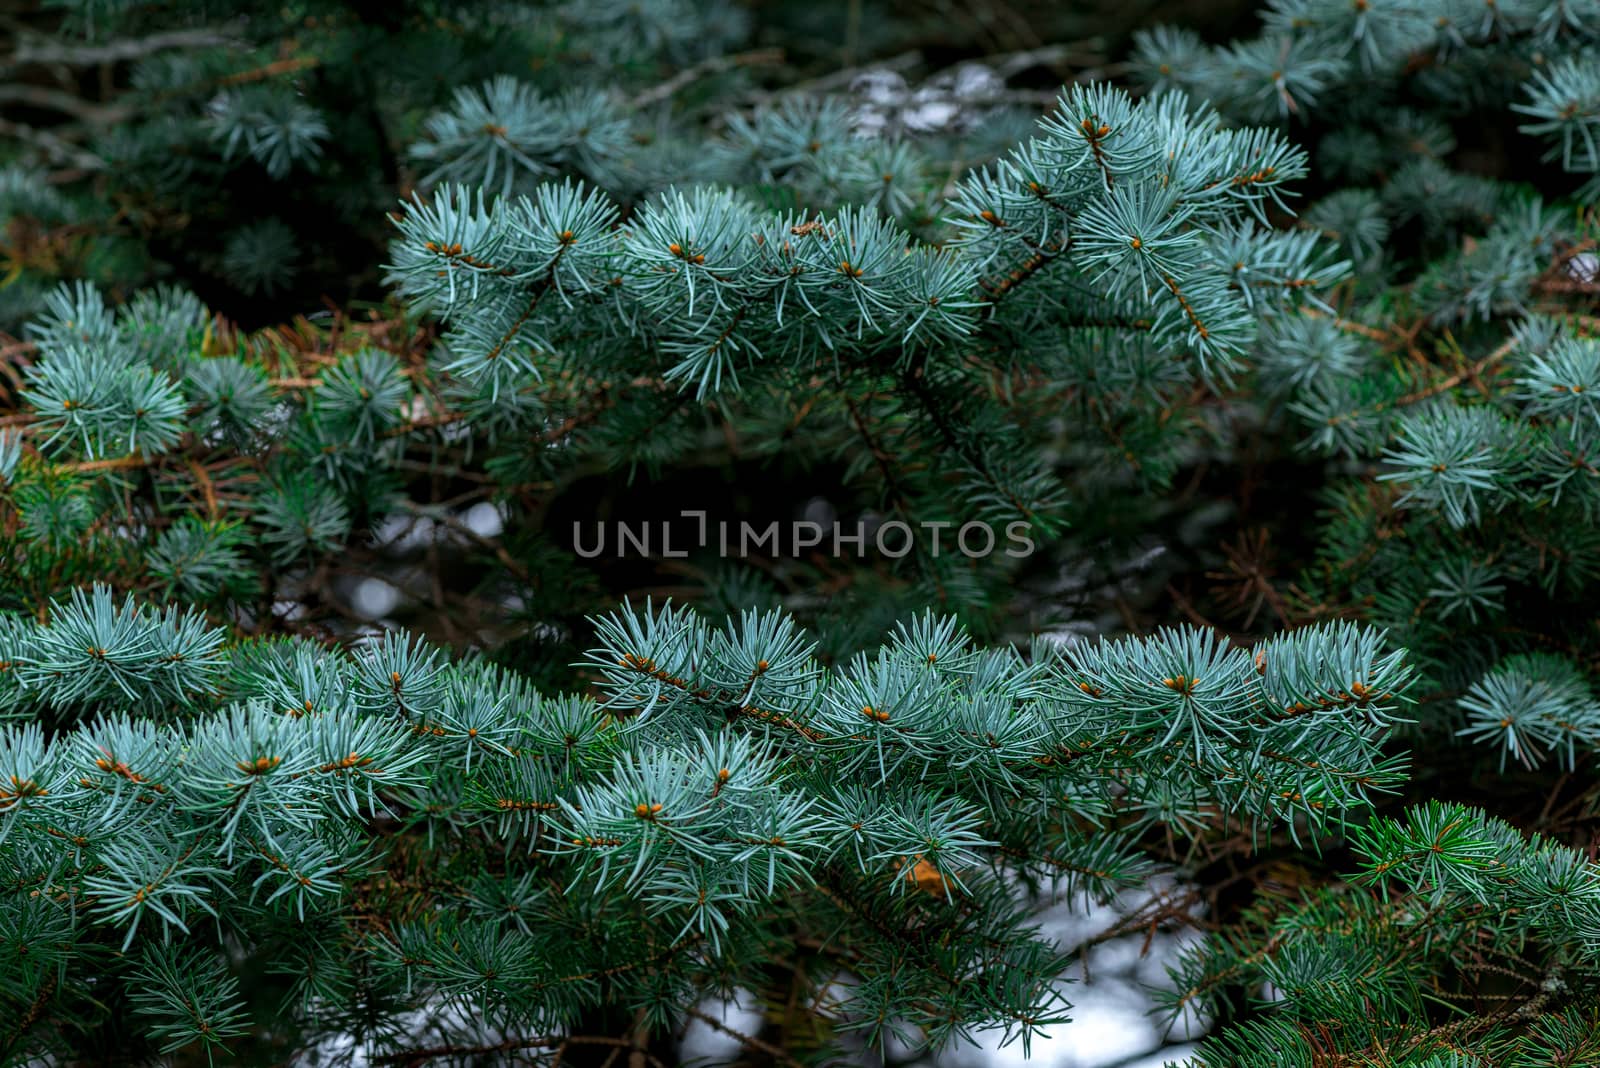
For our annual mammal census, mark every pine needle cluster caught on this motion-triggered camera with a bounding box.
[2,0,1599,1064]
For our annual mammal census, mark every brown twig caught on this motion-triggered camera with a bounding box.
[2,24,240,72]
[683,1004,805,1068]
[633,48,785,107]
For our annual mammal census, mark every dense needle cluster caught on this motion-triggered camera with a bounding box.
[2,0,1600,1065]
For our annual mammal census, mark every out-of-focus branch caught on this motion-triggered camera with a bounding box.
[2,24,240,73]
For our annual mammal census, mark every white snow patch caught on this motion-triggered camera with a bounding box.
[351,577,402,620]
[463,501,506,539]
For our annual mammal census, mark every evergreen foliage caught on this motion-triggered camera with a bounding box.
[0,588,1420,1059]
[2,0,1600,1065]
